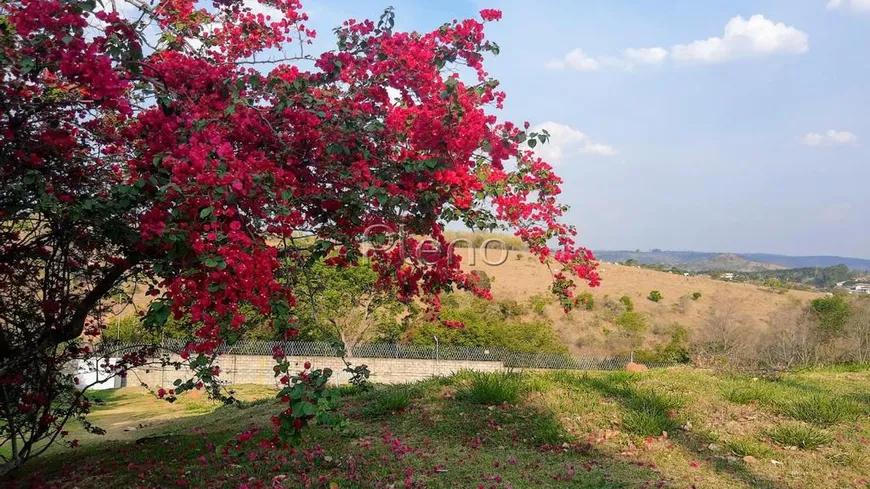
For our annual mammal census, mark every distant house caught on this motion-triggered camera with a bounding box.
[722,273,735,281]
[851,284,870,294]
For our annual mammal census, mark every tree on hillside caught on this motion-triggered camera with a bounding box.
[293,259,406,352]
[810,295,851,338]
[0,0,598,472]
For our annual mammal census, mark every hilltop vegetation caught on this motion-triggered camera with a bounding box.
[740,264,856,289]
[595,250,870,272]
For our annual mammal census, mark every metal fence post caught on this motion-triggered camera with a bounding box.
[433,335,439,376]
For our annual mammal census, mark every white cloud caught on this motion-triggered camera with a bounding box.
[799,130,858,146]
[547,46,665,72]
[547,15,805,73]
[564,48,600,71]
[581,142,618,156]
[671,15,808,64]
[529,122,616,163]
[827,0,870,12]
[623,47,668,65]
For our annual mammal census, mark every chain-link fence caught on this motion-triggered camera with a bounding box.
[107,340,679,371]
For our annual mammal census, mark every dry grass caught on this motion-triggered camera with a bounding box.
[454,248,822,355]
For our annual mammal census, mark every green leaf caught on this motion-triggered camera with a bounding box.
[528,139,537,148]
[199,207,213,219]
[143,301,171,330]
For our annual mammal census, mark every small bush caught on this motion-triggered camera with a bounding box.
[692,292,702,300]
[780,395,862,426]
[578,292,594,311]
[499,299,525,316]
[528,295,552,316]
[763,278,789,292]
[363,388,412,416]
[619,295,634,312]
[765,424,833,450]
[811,295,851,337]
[471,270,491,290]
[333,384,364,398]
[725,438,774,458]
[457,371,524,405]
[633,325,690,364]
[648,290,663,302]
[615,311,647,334]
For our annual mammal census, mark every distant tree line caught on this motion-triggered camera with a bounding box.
[742,264,856,289]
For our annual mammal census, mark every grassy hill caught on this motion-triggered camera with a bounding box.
[456,248,822,356]
[13,368,870,488]
[681,253,784,272]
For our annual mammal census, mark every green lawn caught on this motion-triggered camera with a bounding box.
[7,367,870,488]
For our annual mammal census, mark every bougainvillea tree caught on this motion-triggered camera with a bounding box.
[0,0,598,472]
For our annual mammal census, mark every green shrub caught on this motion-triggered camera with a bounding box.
[619,295,634,312]
[633,325,690,364]
[780,395,862,426]
[765,424,833,449]
[615,311,647,334]
[499,299,525,316]
[811,295,851,337]
[692,292,702,300]
[578,292,594,311]
[332,384,364,398]
[410,294,566,353]
[528,294,552,316]
[456,371,524,405]
[647,290,663,302]
[763,278,789,292]
[362,388,413,416]
[471,270,491,290]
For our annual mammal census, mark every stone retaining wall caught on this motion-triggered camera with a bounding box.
[129,354,506,388]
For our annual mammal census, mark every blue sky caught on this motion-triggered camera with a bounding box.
[301,0,870,258]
